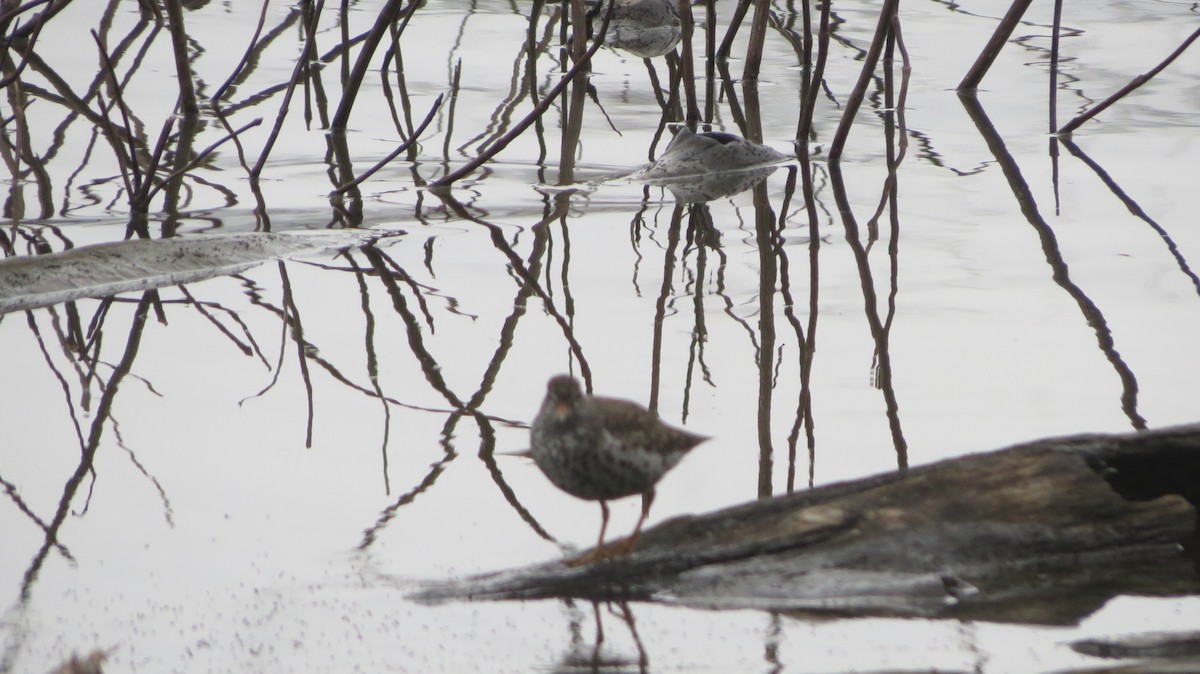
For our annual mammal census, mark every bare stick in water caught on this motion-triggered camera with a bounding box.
[956,0,1034,91]
[1058,26,1200,135]
[828,0,899,161]
[742,0,770,83]
[429,2,614,190]
[330,0,416,133]
[162,0,199,117]
[332,94,445,195]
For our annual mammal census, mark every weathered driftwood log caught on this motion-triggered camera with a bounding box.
[0,231,394,315]
[415,423,1200,625]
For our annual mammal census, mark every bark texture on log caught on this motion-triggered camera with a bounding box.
[415,424,1200,625]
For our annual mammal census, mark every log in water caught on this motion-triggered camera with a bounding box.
[416,423,1200,625]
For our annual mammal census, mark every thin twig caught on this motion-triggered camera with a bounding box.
[442,59,462,163]
[278,262,316,448]
[430,0,614,189]
[960,94,1146,430]
[717,0,752,62]
[796,0,831,144]
[956,0,1034,91]
[1058,26,1200,135]
[828,0,899,161]
[1048,0,1063,133]
[142,118,263,204]
[330,0,413,133]
[0,0,52,24]
[743,0,770,82]
[6,0,69,43]
[252,0,324,178]
[677,0,700,125]
[704,0,716,122]
[1060,137,1200,298]
[210,0,272,106]
[331,93,444,195]
[161,0,198,116]
[130,117,176,209]
[864,16,910,240]
[91,30,143,196]
[0,13,48,89]
[432,191,593,386]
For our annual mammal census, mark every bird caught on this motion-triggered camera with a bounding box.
[530,374,709,560]
[635,127,790,181]
[594,0,682,59]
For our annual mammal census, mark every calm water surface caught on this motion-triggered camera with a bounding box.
[2,0,1199,671]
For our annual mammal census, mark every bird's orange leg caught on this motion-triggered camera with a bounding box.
[605,489,655,557]
[567,500,611,567]
[597,500,610,553]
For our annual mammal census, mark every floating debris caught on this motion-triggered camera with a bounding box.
[0,230,398,314]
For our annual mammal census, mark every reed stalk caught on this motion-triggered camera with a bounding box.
[330,0,413,133]
[161,0,198,117]
[828,0,899,161]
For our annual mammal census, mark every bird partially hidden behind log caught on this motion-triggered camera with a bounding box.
[530,375,708,561]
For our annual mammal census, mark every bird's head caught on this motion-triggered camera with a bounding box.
[545,374,584,419]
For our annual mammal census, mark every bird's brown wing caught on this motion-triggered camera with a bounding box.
[592,396,707,454]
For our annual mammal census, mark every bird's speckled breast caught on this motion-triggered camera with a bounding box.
[530,409,668,501]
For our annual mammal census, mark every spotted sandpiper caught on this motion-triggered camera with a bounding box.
[530,374,708,559]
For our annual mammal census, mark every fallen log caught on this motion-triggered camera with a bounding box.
[0,231,398,315]
[415,423,1200,625]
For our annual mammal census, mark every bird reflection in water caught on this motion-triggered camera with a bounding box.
[550,600,649,674]
[588,0,682,58]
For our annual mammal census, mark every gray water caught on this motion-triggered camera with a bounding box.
[2,1,1199,672]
